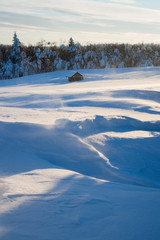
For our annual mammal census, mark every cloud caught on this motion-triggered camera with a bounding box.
[0,10,115,34]
[1,0,160,25]
[0,0,160,44]
[0,22,41,31]
[48,1,160,24]
[110,0,137,3]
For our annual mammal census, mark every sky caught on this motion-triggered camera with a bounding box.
[1,0,160,45]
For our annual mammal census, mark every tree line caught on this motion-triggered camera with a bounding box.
[0,33,160,79]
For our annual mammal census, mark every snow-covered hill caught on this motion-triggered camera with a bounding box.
[0,67,160,240]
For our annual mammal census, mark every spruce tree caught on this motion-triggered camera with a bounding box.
[10,32,21,64]
[68,37,76,69]
[0,32,22,79]
[68,37,74,47]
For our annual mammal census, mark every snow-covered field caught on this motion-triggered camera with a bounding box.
[0,67,160,240]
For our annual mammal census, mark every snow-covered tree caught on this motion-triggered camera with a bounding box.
[68,38,76,69]
[0,33,22,79]
[10,32,21,64]
[0,59,14,79]
[1,34,160,80]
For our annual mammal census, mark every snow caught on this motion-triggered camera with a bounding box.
[0,67,160,239]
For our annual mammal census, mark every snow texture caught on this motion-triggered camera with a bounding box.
[0,67,160,240]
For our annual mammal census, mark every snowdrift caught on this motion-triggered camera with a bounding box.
[0,67,160,240]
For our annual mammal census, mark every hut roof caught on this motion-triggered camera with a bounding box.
[72,72,83,77]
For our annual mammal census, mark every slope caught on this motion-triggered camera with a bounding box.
[0,67,160,240]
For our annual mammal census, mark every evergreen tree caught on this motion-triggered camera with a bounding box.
[0,59,13,79]
[0,32,22,79]
[68,37,75,48]
[10,32,21,64]
[68,37,76,69]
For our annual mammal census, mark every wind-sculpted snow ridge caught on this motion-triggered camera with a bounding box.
[0,116,160,188]
[0,67,160,240]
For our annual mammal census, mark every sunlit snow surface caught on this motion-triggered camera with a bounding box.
[0,67,160,240]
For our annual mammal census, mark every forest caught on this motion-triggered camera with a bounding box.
[1,33,160,79]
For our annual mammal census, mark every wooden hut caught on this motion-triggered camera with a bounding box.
[68,72,84,82]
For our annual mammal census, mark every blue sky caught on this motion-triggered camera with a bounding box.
[1,0,160,45]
